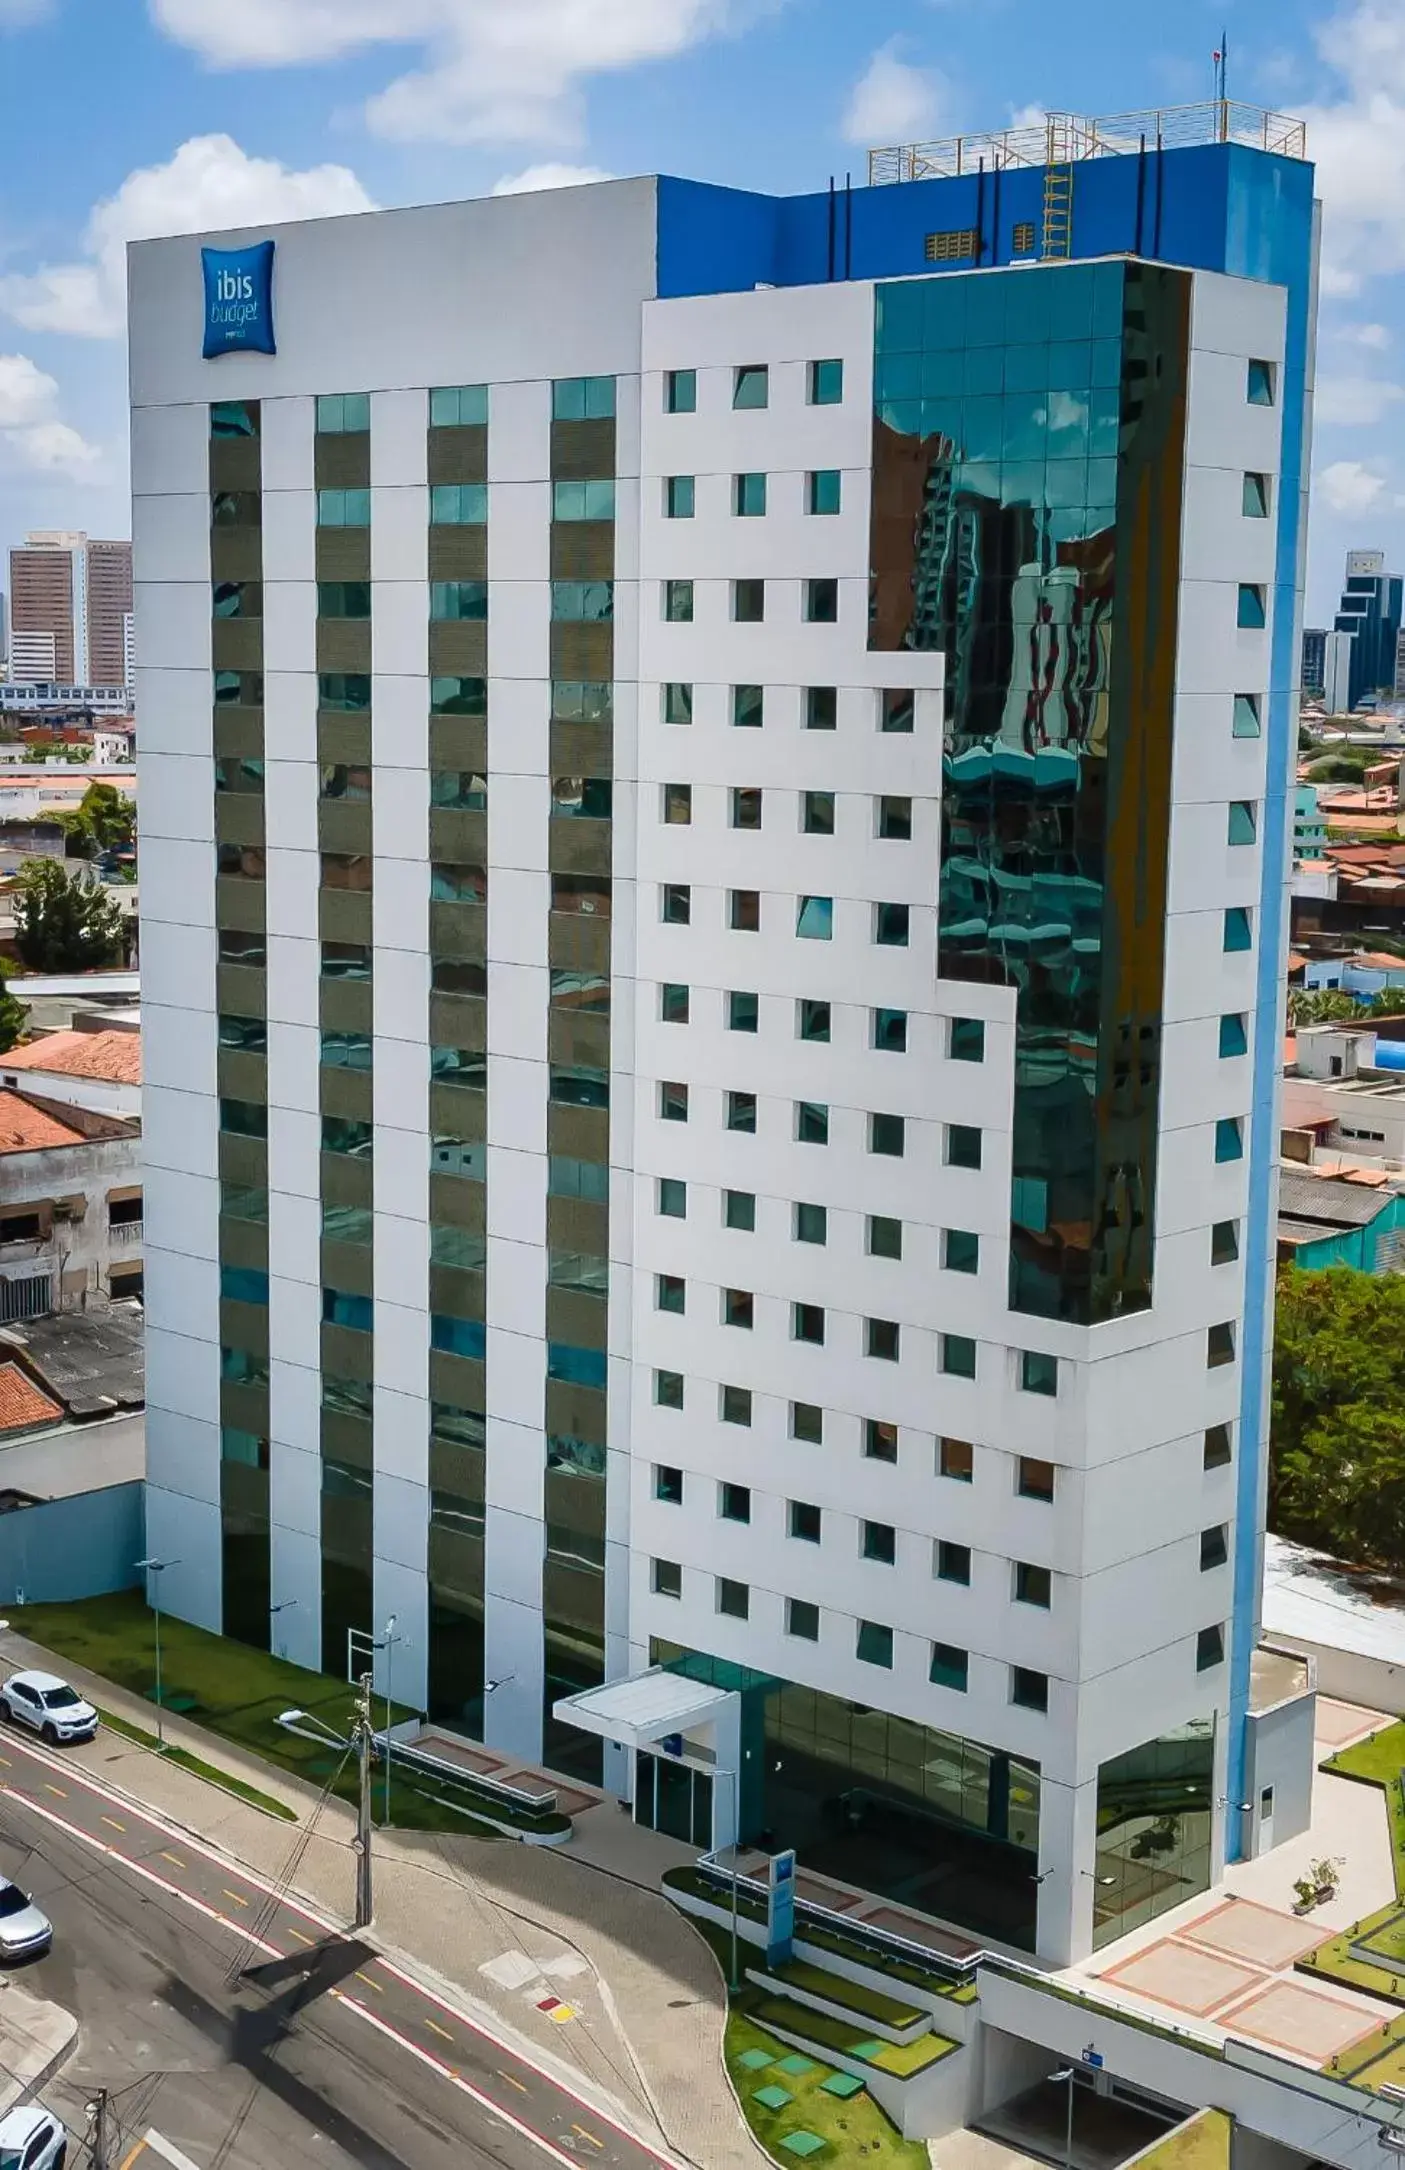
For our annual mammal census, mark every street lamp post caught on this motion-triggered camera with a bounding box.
[1050,2068,1075,2170]
[379,1614,401,1828]
[277,1672,376,1931]
[135,1557,179,1751]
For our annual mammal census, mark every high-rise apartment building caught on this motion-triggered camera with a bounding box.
[132,112,1316,1967]
[1332,546,1402,711]
[1301,626,1326,699]
[6,531,133,686]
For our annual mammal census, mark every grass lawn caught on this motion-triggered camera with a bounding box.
[762,1958,926,2032]
[8,1591,534,1838]
[750,1995,956,2078]
[1128,2109,1232,2170]
[684,1916,930,2168]
[1292,1724,1405,2087]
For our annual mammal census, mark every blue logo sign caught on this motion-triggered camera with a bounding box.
[202,241,276,360]
[766,1849,796,1967]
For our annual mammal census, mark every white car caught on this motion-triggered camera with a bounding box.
[0,1673,97,1746]
[0,2104,66,2168]
[0,1880,52,1962]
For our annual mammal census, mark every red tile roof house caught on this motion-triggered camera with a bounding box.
[0,1027,140,1120]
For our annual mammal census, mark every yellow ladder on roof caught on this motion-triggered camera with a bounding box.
[1042,164,1074,259]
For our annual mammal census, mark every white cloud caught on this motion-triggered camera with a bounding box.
[1318,458,1388,514]
[491,163,614,196]
[843,38,945,146]
[1315,373,1405,425]
[0,353,101,479]
[1302,2,1405,291]
[1353,322,1392,349]
[148,0,743,146]
[0,134,374,340]
[0,0,53,23]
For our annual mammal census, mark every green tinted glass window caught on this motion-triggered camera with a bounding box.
[553,479,616,521]
[553,376,615,420]
[316,393,370,434]
[317,489,370,527]
[430,484,488,524]
[430,384,488,426]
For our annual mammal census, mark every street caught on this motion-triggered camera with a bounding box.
[0,1725,680,2169]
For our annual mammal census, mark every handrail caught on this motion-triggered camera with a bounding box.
[376,1730,559,1819]
[691,1851,982,1986]
[869,102,1306,185]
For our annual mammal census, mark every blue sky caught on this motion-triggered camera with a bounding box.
[1,0,1402,620]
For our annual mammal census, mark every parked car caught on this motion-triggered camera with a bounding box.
[0,1881,52,1961]
[0,1674,98,1746]
[0,2103,66,2167]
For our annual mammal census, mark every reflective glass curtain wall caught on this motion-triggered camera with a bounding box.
[870,262,1188,1323]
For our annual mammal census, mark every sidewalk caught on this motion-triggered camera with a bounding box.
[0,1978,75,2115]
[0,1627,764,2170]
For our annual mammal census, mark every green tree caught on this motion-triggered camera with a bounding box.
[12,858,129,973]
[0,968,27,1056]
[60,781,136,861]
[1271,1268,1405,1571]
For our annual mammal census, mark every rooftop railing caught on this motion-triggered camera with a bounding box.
[869,102,1307,185]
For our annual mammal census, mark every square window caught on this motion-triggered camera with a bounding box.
[1243,471,1270,518]
[809,358,844,405]
[808,469,842,515]
[724,1287,754,1329]
[806,577,839,623]
[1197,1623,1225,1670]
[802,789,835,835]
[875,901,909,947]
[797,894,833,941]
[663,782,692,824]
[663,681,694,725]
[661,982,690,1024]
[666,474,695,519]
[1247,358,1275,406]
[792,1402,823,1443]
[937,1540,971,1585]
[1232,693,1262,738]
[725,1189,756,1231]
[870,1111,905,1157]
[881,688,915,734]
[553,376,614,420]
[1208,1321,1236,1368]
[1019,1456,1056,1503]
[735,472,767,516]
[652,1557,682,1598]
[655,1368,684,1408]
[428,383,487,427]
[944,1228,979,1274]
[949,1017,986,1063]
[733,681,764,729]
[658,1177,687,1218]
[664,578,694,622]
[798,999,831,1043]
[787,1597,820,1640]
[720,1478,752,1520]
[733,580,766,625]
[661,883,691,925]
[1204,1424,1233,1469]
[730,888,761,932]
[1011,1666,1049,1711]
[806,686,837,730]
[734,364,768,409]
[1237,584,1267,630]
[732,787,762,830]
[728,989,759,1033]
[1211,1219,1239,1265]
[794,1201,827,1245]
[941,1333,976,1379]
[940,1437,974,1482]
[873,1007,908,1053]
[868,1214,903,1260]
[793,1301,825,1345]
[654,1465,683,1504]
[1020,1350,1058,1397]
[878,795,912,840]
[1015,1560,1051,1608]
[867,1317,900,1362]
[718,1577,750,1620]
[1200,1523,1228,1571]
[797,1100,829,1144]
[789,1499,822,1543]
[666,368,696,413]
[930,1641,968,1692]
[727,1090,757,1133]
[1228,800,1258,845]
[656,1273,685,1315]
[863,1519,896,1565]
[946,1123,980,1168]
[856,1620,893,1669]
[1220,1013,1248,1058]
[660,1080,689,1122]
[865,1419,898,1464]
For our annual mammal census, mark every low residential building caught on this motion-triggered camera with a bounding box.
[1276,1162,1405,1268]
[1293,784,1328,863]
[0,1088,142,1318]
[0,1027,140,1118]
[1303,950,1405,998]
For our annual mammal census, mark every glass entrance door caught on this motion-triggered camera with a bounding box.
[634,1751,714,1846]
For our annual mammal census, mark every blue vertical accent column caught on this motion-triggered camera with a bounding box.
[1224,163,1316,1859]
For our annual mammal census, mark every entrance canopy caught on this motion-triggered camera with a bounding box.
[553,1667,737,1751]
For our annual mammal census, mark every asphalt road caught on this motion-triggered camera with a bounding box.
[0,1724,680,2170]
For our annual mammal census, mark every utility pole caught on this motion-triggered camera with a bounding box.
[89,2087,111,2168]
[353,1671,374,1930]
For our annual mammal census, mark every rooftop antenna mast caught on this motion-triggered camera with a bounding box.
[1213,31,1228,104]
